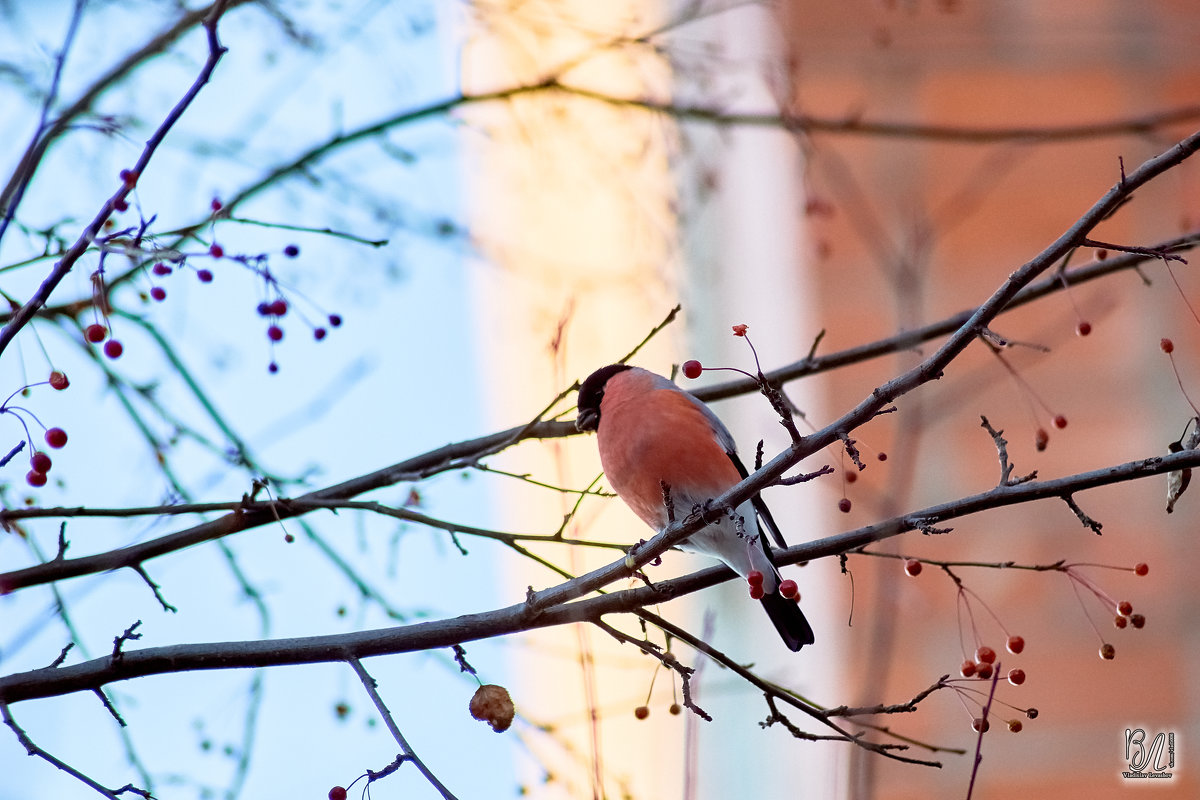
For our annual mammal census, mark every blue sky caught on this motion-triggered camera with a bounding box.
[0,2,530,797]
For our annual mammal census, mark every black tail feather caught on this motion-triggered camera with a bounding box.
[760,591,815,652]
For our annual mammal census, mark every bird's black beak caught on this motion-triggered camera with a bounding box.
[576,408,599,432]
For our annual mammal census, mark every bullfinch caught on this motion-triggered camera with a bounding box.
[576,364,814,651]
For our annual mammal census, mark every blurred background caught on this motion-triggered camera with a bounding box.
[1,1,1199,798]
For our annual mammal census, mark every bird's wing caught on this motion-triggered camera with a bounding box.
[727,450,788,551]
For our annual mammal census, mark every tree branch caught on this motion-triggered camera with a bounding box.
[3,446,1198,707]
[0,0,234,358]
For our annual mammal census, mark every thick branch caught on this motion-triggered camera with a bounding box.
[2,230,1194,592]
[697,230,1198,402]
[3,446,1198,706]
[0,420,573,593]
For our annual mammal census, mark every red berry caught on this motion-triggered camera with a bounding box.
[268,361,279,374]
[747,570,764,587]
[85,323,107,343]
[1114,615,1128,629]
[1130,614,1146,629]
[1075,321,1092,337]
[328,788,347,800]
[960,659,977,678]
[748,584,765,600]
[681,360,703,379]
[731,324,748,337]
[634,705,650,720]
[150,286,166,301]
[1026,708,1039,720]
[209,243,224,258]
[1006,635,1025,654]
[837,497,851,513]
[779,579,798,599]
[1034,427,1049,451]
[328,313,343,327]
[44,428,67,449]
[119,168,138,187]
[975,645,996,664]
[1161,338,1175,354]
[211,197,223,212]
[876,452,888,462]
[1134,562,1149,577]
[269,299,288,317]
[49,371,69,390]
[1095,248,1108,260]
[26,470,47,487]
[903,558,922,577]
[284,244,300,257]
[1117,600,1133,617]
[844,470,857,484]
[1008,719,1023,733]
[30,452,51,473]
[1099,642,1116,660]
[1052,414,1068,430]
[669,703,682,715]
[314,327,327,341]
[267,325,284,342]
[197,269,214,283]
[972,718,990,733]
[1007,668,1025,686]
[152,262,172,276]
[113,197,129,212]
[975,662,993,680]
[104,339,123,359]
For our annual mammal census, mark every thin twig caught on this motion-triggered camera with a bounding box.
[348,657,458,800]
[964,662,1002,800]
[1,700,126,799]
[1062,494,1103,535]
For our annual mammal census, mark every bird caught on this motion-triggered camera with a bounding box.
[576,363,814,651]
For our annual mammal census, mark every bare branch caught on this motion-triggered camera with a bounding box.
[979,416,1036,487]
[2,445,1198,708]
[553,82,1200,143]
[0,0,234,357]
[348,658,458,800]
[1062,494,1104,535]
[1,700,127,799]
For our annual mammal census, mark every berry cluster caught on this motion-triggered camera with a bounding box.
[109,185,346,372]
[901,561,1037,733]
[949,640,1037,736]
[631,701,683,720]
[1061,561,1149,661]
[2,374,71,488]
[85,321,124,360]
[744,570,800,602]
[747,569,765,599]
[902,553,1151,734]
[957,637,1025,683]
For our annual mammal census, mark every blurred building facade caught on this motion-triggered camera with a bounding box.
[466,1,1200,798]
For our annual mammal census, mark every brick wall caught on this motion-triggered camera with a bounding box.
[780,2,1200,797]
